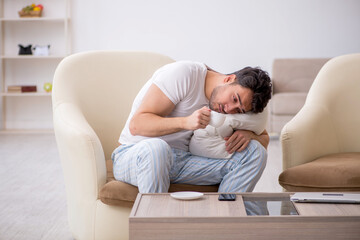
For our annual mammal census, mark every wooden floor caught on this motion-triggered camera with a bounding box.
[0,133,282,240]
[0,133,73,240]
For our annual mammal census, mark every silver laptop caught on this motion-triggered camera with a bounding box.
[291,192,360,204]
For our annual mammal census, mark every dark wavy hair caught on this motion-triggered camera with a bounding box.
[230,67,272,113]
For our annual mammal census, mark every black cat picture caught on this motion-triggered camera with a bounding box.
[18,44,32,55]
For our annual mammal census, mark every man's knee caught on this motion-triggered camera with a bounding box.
[232,140,267,168]
[142,138,172,154]
[247,140,267,167]
[141,138,173,166]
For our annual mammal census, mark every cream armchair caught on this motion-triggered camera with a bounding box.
[52,51,218,240]
[279,53,360,192]
[52,51,174,240]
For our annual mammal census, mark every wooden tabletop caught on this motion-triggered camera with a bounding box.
[131,192,360,218]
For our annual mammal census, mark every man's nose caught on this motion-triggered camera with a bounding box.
[227,103,238,114]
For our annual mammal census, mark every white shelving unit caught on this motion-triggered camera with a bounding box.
[0,0,71,131]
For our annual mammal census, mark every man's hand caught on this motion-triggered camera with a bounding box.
[183,106,211,130]
[224,130,254,153]
[224,129,269,154]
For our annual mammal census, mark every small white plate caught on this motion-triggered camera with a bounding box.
[170,191,204,200]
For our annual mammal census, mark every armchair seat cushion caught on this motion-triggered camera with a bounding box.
[278,153,360,192]
[270,92,307,115]
[100,180,138,207]
[100,160,219,206]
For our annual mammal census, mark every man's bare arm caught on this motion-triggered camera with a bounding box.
[251,129,269,149]
[129,84,210,137]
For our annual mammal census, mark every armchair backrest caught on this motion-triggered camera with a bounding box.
[305,53,360,152]
[52,51,174,160]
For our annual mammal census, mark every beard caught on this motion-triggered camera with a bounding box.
[208,85,223,112]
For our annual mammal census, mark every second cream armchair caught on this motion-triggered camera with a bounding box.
[278,53,360,192]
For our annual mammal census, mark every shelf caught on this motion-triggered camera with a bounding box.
[1,55,66,59]
[0,92,52,97]
[1,0,70,131]
[0,17,68,22]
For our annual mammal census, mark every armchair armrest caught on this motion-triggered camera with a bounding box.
[53,102,107,231]
[281,104,339,170]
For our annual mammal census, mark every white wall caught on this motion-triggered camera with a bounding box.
[72,0,360,74]
[1,0,360,130]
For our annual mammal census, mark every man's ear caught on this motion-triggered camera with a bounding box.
[224,74,236,83]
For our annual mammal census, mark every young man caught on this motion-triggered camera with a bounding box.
[112,61,272,193]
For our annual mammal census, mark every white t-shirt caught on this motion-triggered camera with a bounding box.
[119,61,209,151]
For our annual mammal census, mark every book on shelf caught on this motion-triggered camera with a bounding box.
[7,85,37,93]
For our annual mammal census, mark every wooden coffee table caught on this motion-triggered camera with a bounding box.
[129,192,360,240]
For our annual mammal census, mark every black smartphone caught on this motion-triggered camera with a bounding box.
[218,194,236,201]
